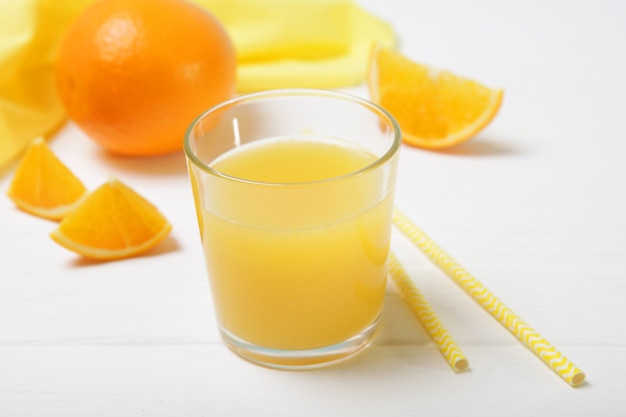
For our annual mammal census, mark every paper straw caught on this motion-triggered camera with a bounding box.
[392,207,586,387]
[388,252,469,372]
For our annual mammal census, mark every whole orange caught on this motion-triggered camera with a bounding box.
[55,0,236,156]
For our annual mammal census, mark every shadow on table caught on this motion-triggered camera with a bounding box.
[407,134,523,157]
[66,234,181,268]
[95,148,189,177]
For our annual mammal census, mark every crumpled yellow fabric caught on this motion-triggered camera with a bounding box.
[0,0,394,169]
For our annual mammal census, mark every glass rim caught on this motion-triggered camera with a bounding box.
[184,88,401,187]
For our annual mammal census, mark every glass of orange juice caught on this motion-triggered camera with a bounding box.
[185,89,401,369]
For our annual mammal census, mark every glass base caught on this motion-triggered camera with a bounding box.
[219,316,380,370]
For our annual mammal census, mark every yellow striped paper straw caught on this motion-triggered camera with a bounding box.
[388,252,469,372]
[392,207,586,387]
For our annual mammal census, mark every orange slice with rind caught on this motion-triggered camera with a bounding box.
[7,137,88,220]
[367,44,503,150]
[50,177,172,260]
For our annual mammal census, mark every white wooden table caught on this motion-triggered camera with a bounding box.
[1,1,625,415]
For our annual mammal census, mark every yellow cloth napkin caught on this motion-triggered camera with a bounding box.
[0,0,91,171]
[198,0,395,92]
[0,0,395,169]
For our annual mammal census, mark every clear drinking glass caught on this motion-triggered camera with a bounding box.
[185,89,401,369]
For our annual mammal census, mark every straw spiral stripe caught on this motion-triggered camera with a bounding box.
[388,253,469,372]
[392,208,586,387]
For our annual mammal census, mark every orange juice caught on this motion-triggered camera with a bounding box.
[196,137,395,350]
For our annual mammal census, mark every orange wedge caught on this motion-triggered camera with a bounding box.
[7,137,88,220]
[50,177,172,260]
[367,44,503,150]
